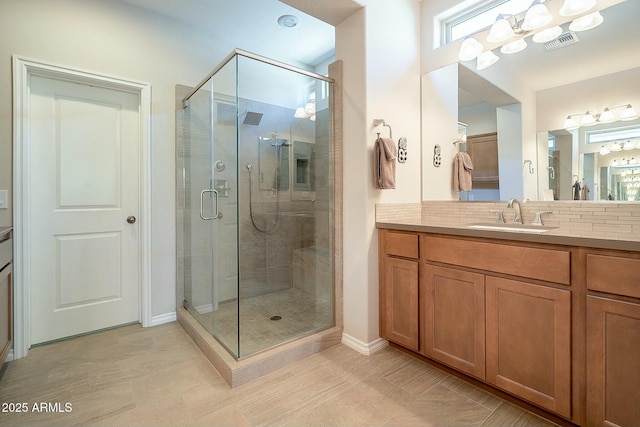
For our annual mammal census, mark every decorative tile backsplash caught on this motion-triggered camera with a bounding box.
[376,201,640,241]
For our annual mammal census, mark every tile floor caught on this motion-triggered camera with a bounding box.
[0,322,558,427]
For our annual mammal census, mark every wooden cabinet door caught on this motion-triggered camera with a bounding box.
[381,256,419,351]
[486,276,571,418]
[422,264,485,379]
[586,296,640,427]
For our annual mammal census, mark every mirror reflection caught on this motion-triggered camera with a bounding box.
[448,0,640,201]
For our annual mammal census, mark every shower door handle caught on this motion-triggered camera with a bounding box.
[200,189,221,220]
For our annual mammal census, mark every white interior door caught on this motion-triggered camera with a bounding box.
[28,74,141,345]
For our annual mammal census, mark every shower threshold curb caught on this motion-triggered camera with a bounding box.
[177,307,342,387]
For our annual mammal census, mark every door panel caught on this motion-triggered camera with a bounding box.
[422,264,485,379]
[29,75,140,344]
[486,276,571,418]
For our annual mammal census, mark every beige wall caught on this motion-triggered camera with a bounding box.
[336,0,422,349]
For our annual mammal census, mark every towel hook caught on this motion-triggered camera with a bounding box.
[373,118,392,139]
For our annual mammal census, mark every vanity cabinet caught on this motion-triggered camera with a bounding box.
[0,229,12,364]
[379,230,419,351]
[379,229,577,422]
[585,250,640,427]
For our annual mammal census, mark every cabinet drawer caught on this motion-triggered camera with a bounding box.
[382,231,419,259]
[587,253,640,299]
[423,235,571,285]
[0,237,11,270]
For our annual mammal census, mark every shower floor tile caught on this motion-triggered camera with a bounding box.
[190,288,333,357]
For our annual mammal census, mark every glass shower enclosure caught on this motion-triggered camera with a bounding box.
[177,49,334,359]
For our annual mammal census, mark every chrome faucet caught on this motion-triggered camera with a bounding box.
[506,198,523,224]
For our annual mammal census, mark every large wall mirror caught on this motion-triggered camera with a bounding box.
[424,0,640,201]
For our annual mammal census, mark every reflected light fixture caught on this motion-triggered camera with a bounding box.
[532,25,563,43]
[559,0,596,17]
[620,104,639,121]
[500,38,527,54]
[522,0,553,31]
[564,115,578,130]
[598,107,616,123]
[581,111,596,126]
[477,50,499,70]
[563,104,639,129]
[294,94,316,121]
[569,11,604,31]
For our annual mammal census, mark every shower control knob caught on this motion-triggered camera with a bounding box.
[127,216,136,224]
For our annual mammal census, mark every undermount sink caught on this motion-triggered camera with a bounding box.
[467,223,556,234]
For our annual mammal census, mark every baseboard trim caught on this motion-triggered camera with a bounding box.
[341,333,388,356]
[150,312,177,327]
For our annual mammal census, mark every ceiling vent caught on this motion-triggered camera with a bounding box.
[544,31,580,51]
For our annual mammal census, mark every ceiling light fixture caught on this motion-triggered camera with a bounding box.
[277,14,298,28]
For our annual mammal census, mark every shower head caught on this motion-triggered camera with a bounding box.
[243,111,263,126]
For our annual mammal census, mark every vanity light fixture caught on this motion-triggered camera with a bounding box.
[457,0,609,71]
[477,50,500,70]
[458,36,484,61]
[569,11,604,31]
[500,38,527,54]
[559,0,596,17]
[532,25,563,43]
[521,0,553,31]
[599,145,610,155]
[563,104,639,129]
[487,14,516,43]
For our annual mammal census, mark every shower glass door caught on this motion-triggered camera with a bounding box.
[183,56,240,356]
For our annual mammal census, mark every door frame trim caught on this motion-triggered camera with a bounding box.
[12,56,152,359]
